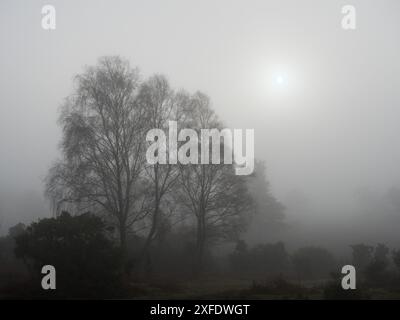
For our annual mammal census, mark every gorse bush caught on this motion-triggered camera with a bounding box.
[292,246,337,280]
[229,241,290,277]
[14,212,123,298]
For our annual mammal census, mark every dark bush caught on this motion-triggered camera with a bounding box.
[350,244,373,272]
[292,246,336,280]
[14,211,123,298]
[364,244,389,283]
[230,241,289,277]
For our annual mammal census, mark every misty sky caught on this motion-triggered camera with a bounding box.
[1,0,400,232]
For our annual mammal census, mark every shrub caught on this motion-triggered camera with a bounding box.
[14,211,123,298]
[292,246,336,280]
[230,241,289,277]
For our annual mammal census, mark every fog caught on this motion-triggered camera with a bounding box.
[1,0,400,258]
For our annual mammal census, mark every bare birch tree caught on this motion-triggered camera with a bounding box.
[175,92,253,272]
[46,56,150,255]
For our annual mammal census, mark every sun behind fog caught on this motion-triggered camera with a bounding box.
[274,74,287,86]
